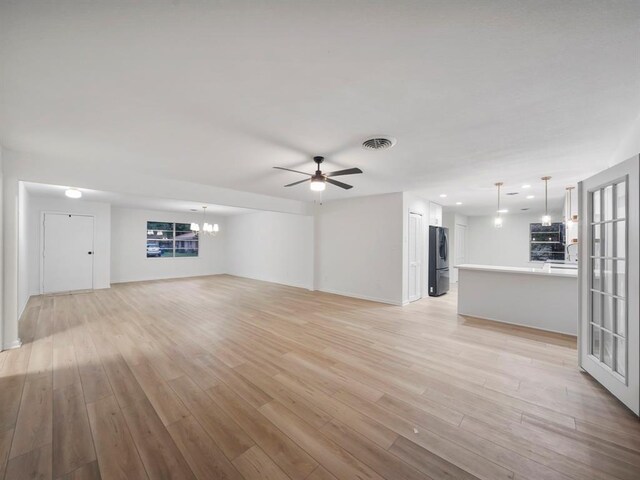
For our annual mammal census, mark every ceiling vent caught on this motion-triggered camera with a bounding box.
[521,208,530,211]
[506,192,519,196]
[362,137,396,150]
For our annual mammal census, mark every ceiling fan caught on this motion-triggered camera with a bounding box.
[274,156,363,191]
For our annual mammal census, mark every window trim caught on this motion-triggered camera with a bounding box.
[146,221,199,258]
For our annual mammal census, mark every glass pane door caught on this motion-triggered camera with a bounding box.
[589,180,627,380]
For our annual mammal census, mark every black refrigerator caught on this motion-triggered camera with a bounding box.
[428,226,449,297]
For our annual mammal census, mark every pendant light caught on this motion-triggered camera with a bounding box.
[494,182,503,228]
[541,176,552,226]
[565,186,575,227]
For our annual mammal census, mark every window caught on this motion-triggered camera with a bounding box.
[529,222,565,262]
[147,221,198,258]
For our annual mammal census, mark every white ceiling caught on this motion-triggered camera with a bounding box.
[24,182,255,216]
[2,1,639,215]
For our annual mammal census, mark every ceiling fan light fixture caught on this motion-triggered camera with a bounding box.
[310,177,326,191]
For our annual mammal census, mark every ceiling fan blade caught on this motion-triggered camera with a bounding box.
[273,166,312,176]
[325,167,363,177]
[285,178,311,187]
[326,178,353,190]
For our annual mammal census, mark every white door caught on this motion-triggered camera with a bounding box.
[408,213,423,302]
[43,213,95,294]
[454,224,467,283]
[579,155,639,415]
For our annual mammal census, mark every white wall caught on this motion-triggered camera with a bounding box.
[111,207,226,283]
[26,196,112,297]
[315,193,404,305]
[226,211,313,290]
[443,211,469,283]
[18,182,30,317]
[0,147,4,349]
[610,113,640,167]
[466,211,561,268]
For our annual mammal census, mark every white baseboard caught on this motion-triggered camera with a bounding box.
[227,273,313,291]
[3,338,22,351]
[317,288,403,306]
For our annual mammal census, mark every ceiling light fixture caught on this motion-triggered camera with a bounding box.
[310,176,326,192]
[526,195,535,199]
[522,184,531,189]
[565,186,576,227]
[541,176,552,226]
[456,202,462,205]
[195,206,219,236]
[439,194,447,198]
[497,209,508,213]
[65,188,82,199]
[494,182,503,228]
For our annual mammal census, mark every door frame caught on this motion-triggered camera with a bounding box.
[408,211,424,302]
[578,155,639,415]
[40,211,96,294]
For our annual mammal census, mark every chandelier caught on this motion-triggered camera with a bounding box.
[190,206,219,236]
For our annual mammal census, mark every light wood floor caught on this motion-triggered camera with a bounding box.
[1,275,639,480]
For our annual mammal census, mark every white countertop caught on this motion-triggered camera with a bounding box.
[456,264,578,278]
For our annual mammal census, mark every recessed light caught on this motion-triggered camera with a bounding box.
[65,188,82,199]
[522,184,531,189]
[497,209,508,213]
[526,195,535,199]
[455,202,462,205]
[439,194,447,198]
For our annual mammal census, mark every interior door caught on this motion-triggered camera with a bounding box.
[454,224,467,282]
[43,213,94,294]
[579,155,639,415]
[408,213,423,302]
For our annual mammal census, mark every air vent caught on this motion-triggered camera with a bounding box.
[506,192,519,196]
[362,137,396,150]
[521,208,530,211]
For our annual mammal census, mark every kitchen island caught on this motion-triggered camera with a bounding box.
[457,264,578,335]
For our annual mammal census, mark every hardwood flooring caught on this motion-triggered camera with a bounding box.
[1,274,639,480]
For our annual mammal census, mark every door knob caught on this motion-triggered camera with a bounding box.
[88,251,93,255]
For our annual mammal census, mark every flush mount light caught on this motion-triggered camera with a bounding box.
[526,195,535,199]
[522,184,531,189]
[439,194,447,198]
[65,188,82,199]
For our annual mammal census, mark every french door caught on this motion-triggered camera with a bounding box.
[579,155,639,415]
